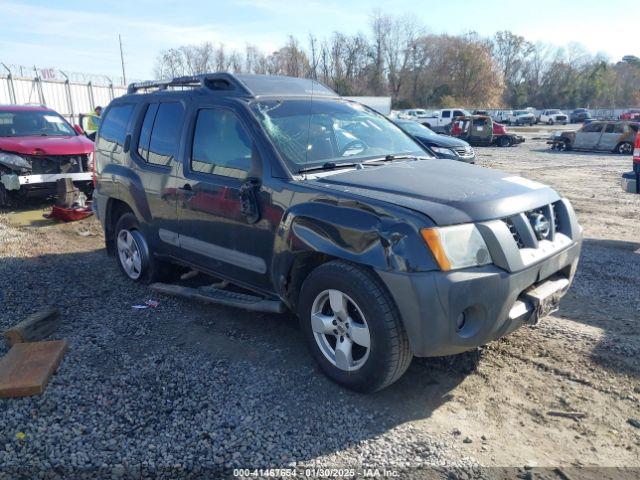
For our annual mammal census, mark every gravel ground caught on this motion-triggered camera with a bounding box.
[0,126,639,479]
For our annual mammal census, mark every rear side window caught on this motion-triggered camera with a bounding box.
[604,124,615,133]
[453,110,463,117]
[191,109,252,179]
[582,123,603,133]
[137,102,184,166]
[613,123,626,134]
[97,104,133,150]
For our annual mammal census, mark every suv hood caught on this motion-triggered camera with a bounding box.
[0,135,93,156]
[307,159,560,225]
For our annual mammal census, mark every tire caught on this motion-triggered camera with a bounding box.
[423,123,431,129]
[498,136,513,147]
[616,142,633,155]
[547,119,554,125]
[114,212,167,284]
[298,260,412,393]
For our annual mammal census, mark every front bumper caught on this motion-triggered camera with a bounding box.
[377,240,581,357]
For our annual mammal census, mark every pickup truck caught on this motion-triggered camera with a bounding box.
[94,73,582,392]
[421,108,472,132]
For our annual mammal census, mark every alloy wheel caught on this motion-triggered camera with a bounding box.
[310,289,371,372]
[117,229,143,280]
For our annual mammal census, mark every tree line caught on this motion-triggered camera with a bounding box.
[154,12,640,110]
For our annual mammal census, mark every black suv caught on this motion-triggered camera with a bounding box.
[94,73,582,392]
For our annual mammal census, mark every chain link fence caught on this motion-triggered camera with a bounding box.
[0,63,130,124]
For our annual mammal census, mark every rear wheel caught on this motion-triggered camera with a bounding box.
[298,261,412,392]
[114,212,168,284]
[616,142,633,154]
[498,136,513,147]
[547,119,554,125]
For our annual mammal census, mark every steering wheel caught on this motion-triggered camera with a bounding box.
[339,140,368,157]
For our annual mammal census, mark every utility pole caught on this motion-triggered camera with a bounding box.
[118,34,127,85]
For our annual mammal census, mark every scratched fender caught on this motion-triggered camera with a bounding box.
[270,194,439,301]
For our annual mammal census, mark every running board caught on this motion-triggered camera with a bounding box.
[150,283,286,314]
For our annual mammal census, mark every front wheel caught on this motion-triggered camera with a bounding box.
[616,142,633,155]
[547,119,554,125]
[298,261,412,392]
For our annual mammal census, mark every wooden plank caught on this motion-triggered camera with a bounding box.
[3,307,60,346]
[0,340,67,398]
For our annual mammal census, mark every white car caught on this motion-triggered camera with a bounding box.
[539,109,568,125]
[491,110,513,124]
[421,108,471,132]
[398,109,430,120]
[507,110,536,126]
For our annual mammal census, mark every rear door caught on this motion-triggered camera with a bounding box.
[573,122,603,149]
[440,110,451,126]
[597,123,620,151]
[130,100,186,256]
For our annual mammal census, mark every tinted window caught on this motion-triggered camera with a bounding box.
[441,111,451,118]
[582,122,603,133]
[453,110,463,117]
[146,103,184,166]
[191,109,252,179]
[98,104,133,148]
[137,103,158,160]
[604,124,615,133]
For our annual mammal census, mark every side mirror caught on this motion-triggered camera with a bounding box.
[73,124,85,135]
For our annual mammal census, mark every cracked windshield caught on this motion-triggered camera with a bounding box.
[251,98,425,170]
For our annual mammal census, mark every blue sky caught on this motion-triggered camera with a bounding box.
[0,0,634,83]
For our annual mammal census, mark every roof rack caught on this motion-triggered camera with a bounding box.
[126,73,252,95]
[127,72,338,98]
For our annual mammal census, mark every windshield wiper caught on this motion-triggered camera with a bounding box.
[363,154,427,165]
[298,161,361,174]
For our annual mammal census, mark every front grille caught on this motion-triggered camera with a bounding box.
[26,154,88,174]
[505,218,525,248]
[552,202,561,232]
[453,146,474,157]
[502,201,564,249]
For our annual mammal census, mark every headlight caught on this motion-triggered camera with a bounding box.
[430,146,454,156]
[421,224,492,271]
[0,151,30,170]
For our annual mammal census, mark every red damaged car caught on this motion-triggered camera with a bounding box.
[0,105,94,206]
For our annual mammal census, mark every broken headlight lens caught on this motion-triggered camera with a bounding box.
[421,224,492,271]
[0,151,30,171]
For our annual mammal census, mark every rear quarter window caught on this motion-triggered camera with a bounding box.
[96,104,134,162]
[135,102,184,166]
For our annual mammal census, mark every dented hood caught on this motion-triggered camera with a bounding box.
[0,135,93,156]
[308,159,561,225]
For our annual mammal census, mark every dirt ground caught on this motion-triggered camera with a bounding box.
[0,126,638,475]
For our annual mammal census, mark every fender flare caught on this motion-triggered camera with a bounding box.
[101,164,152,224]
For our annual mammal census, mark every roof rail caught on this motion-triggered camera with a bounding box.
[126,73,252,95]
